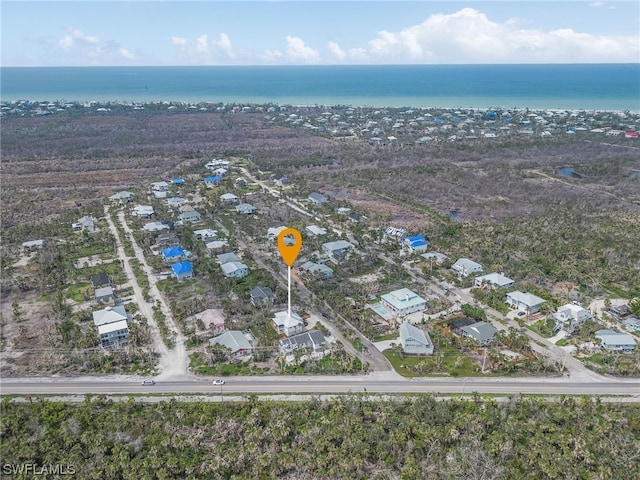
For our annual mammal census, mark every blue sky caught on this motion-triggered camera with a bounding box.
[2,1,639,66]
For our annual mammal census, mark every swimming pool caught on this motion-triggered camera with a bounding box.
[373,305,388,316]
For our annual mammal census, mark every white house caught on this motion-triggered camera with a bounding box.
[92,306,130,349]
[98,320,130,349]
[380,288,427,318]
[220,193,239,204]
[506,291,546,314]
[322,240,355,263]
[132,205,154,218]
[594,329,636,352]
[143,221,170,232]
[193,229,218,242]
[221,262,249,278]
[272,311,305,337]
[306,225,328,237]
[267,226,288,240]
[474,272,515,289]
[399,322,434,355]
[553,303,592,334]
[452,258,483,277]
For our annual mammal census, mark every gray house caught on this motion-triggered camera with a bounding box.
[322,240,355,263]
[94,286,116,304]
[279,330,327,355]
[308,192,327,205]
[595,329,636,352]
[460,321,498,346]
[209,330,253,356]
[250,286,275,307]
[235,203,256,215]
[177,210,202,224]
[399,322,434,355]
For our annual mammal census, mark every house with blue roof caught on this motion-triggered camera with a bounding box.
[162,246,187,263]
[171,178,185,185]
[204,176,222,188]
[172,261,194,282]
[403,234,429,252]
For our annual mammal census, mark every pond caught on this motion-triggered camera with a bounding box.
[556,167,581,178]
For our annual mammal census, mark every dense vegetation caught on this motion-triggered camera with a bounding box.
[2,396,639,479]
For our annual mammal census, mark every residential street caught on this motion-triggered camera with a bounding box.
[105,205,189,378]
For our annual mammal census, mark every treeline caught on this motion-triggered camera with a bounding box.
[2,396,638,479]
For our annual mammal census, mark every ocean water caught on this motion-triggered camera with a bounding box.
[1,64,639,111]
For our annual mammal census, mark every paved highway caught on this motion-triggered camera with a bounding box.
[2,376,638,397]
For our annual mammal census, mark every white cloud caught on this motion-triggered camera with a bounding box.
[285,35,320,63]
[362,7,638,64]
[260,49,283,64]
[171,32,239,64]
[56,27,136,65]
[327,41,370,64]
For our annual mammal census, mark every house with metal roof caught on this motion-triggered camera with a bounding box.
[460,321,498,346]
[236,203,256,215]
[221,261,249,278]
[94,286,116,304]
[108,191,134,203]
[553,303,592,334]
[177,210,202,224]
[506,290,546,314]
[250,286,275,307]
[92,305,130,348]
[144,221,171,232]
[308,192,328,205]
[98,320,130,349]
[474,272,515,289]
[322,240,355,263]
[452,258,483,277]
[217,252,241,265]
[193,229,218,242]
[220,193,239,204]
[272,311,305,337]
[72,215,96,233]
[299,261,334,277]
[209,330,253,356]
[380,288,427,318]
[92,305,129,328]
[595,329,636,351]
[279,330,327,355]
[306,225,328,236]
[623,318,640,333]
[399,322,434,355]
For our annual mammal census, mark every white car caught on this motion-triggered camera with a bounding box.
[141,379,156,386]
[212,379,225,386]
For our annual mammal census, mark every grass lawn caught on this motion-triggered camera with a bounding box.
[189,353,268,376]
[530,317,556,338]
[383,347,482,378]
[373,333,399,342]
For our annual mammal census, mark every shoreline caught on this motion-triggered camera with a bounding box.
[2,98,638,115]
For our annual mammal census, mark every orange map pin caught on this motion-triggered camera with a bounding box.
[277,228,302,266]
